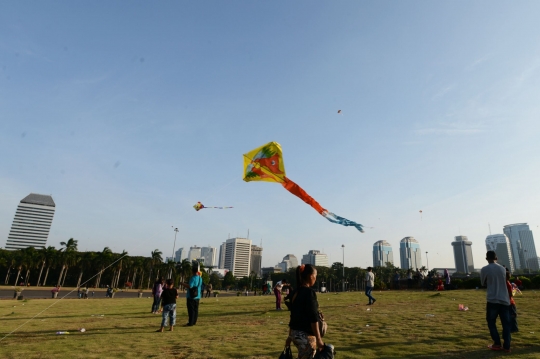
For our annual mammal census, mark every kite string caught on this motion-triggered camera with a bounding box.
[0,178,237,342]
[0,248,135,342]
[200,176,238,204]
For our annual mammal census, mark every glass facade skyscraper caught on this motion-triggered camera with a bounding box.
[451,236,474,274]
[486,234,515,272]
[373,240,393,267]
[503,223,538,271]
[399,237,422,269]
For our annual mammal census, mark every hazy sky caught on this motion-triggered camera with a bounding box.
[1,2,539,269]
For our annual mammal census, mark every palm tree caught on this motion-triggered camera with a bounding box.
[57,238,78,286]
[41,246,58,286]
[94,247,113,288]
[146,249,163,288]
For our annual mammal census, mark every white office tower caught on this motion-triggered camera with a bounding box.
[223,237,252,278]
[503,223,538,271]
[201,246,217,267]
[250,245,263,276]
[486,234,515,272]
[373,240,394,267]
[278,254,298,272]
[301,250,330,267]
[399,237,422,270]
[174,248,185,263]
[188,246,201,261]
[452,236,475,274]
[6,194,56,250]
[218,242,226,269]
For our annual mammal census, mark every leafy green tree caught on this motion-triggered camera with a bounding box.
[223,271,236,288]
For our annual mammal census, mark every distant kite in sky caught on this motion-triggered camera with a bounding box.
[193,202,233,211]
[419,210,423,220]
[243,141,364,232]
[337,110,342,114]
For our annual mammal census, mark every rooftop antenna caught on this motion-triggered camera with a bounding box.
[260,238,262,247]
[247,229,249,239]
[488,223,492,235]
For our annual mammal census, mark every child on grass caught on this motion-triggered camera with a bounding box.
[505,270,518,333]
[157,279,178,332]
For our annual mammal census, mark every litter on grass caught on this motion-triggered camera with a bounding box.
[425,314,435,317]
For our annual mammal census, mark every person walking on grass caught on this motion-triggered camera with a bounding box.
[365,267,376,305]
[481,250,511,352]
[179,262,202,326]
[156,279,178,332]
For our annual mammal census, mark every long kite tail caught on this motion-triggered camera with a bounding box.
[281,177,364,233]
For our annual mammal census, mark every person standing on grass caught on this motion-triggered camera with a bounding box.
[156,279,178,332]
[205,283,212,298]
[151,278,164,314]
[481,250,511,352]
[393,270,400,290]
[365,267,376,305]
[179,262,202,326]
[285,264,324,358]
[274,279,287,310]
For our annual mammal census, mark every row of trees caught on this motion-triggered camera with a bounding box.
[0,239,210,289]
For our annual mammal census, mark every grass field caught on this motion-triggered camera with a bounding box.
[0,289,539,358]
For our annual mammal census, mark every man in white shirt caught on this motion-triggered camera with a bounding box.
[364,267,376,305]
[480,251,511,352]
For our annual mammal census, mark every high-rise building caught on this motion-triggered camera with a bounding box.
[174,248,185,263]
[451,236,474,274]
[201,246,217,267]
[399,237,422,269]
[277,254,298,273]
[218,242,226,269]
[223,237,252,278]
[373,240,394,267]
[5,194,56,250]
[188,246,202,261]
[250,245,263,277]
[504,223,538,270]
[301,250,330,267]
[486,234,515,272]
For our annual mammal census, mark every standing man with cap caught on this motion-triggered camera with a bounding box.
[480,250,512,352]
[179,261,202,327]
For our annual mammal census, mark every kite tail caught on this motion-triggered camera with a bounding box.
[281,177,327,215]
[323,212,365,233]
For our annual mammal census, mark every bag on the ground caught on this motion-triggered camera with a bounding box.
[278,346,293,359]
[314,344,335,359]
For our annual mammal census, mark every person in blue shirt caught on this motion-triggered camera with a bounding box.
[179,262,202,327]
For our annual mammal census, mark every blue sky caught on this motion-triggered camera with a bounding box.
[1,1,539,269]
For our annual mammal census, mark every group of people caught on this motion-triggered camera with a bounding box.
[151,262,203,332]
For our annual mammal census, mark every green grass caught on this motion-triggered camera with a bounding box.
[1,290,539,358]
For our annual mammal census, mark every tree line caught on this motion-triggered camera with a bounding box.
[0,238,210,289]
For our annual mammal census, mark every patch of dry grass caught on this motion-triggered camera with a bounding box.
[0,290,539,358]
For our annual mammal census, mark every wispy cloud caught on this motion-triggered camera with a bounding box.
[414,121,485,136]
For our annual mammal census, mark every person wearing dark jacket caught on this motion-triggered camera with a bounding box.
[285,264,324,358]
[156,279,178,332]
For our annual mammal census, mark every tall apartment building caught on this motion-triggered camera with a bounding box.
[486,234,515,272]
[503,223,538,271]
[373,240,394,267]
[222,237,252,278]
[301,250,330,267]
[200,246,217,267]
[5,194,56,250]
[250,245,263,277]
[218,242,226,269]
[400,237,422,269]
[451,236,475,274]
